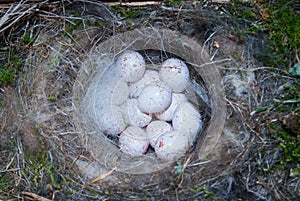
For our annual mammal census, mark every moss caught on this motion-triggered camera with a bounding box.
[23,32,36,46]
[241,0,300,172]
[258,80,300,171]
[47,94,57,102]
[64,10,106,34]
[0,93,4,109]
[110,6,141,19]
[0,174,13,191]
[230,0,299,69]
[0,49,22,87]
[23,148,62,191]
[274,124,299,162]
[165,0,182,5]
[259,0,300,69]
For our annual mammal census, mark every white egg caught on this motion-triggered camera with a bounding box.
[154,130,189,161]
[116,50,146,82]
[129,70,160,98]
[96,64,129,106]
[155,93,188,121]
[137,82,172,114]
[124,99,152,128]
[119,126,149,157]
[95,104,128,136]
[146,120,173,148]
[159,58,190,93]
[173,102,202,146]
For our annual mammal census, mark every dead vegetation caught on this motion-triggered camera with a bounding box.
[0,0,299,201]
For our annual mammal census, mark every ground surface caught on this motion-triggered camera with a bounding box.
[0,1,299,201]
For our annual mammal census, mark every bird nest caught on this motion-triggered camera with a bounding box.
[17,25,230,198]
[13,10,238,197]
[72,28,226,176]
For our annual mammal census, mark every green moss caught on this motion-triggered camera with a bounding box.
[242,1,300,172]
[23,148,62,190]
[0,49,22,86]
[230,0,300,69]
[47,94,57,102]
[257,80,300,171]
[64,10,106,34]
[111,6,140,19]
[229,1,265,43]
[0,174,12,191]
[260,0,300,69]
[23,32,36,46]
[203,186,214,198]
[165,0,182,5]
[270,123,300,167]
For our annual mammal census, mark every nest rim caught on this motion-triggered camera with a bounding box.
[72,27,227,175]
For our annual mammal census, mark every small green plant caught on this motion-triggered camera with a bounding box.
[272,124,300,165]
[165,0,182,5]
[23,32,36,46]
[251,80,300,116]
[202,186,214,198]
[111,6,140,19]
[190,185,214,198]
[0,48,22,86]
[47,94,57,102]
[270,123,300,167]
[229,0,265,42]
[251,98,300,116]
[175,161,183,175]
[64,10,106,34]
[24,148,62,191]
[0,67,16,85]
[252,80,299,168]
[0,174,13,191]
[0,93,4,108]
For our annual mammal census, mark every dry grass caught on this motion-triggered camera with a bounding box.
[0,1,299,200]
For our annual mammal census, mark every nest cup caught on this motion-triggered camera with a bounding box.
[73,28,226,175]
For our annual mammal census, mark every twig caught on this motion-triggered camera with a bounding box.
[177,156,192,187]
[161,5,194,12]
[201,27,223,55]
[186,58,232,68]
[103,1,161,7]
[22,192,52,201]
[90,166,117,184]
[0,168,20,173]
[187,160,211,167]
[0,1,37,33]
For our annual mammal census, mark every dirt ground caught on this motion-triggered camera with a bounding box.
[0,1,299,201]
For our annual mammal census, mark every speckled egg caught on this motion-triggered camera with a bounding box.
[137,82,172,114]
[154,130,189,161]
[96,64,129,106]
[95,105,128,136]
[116,50,146,82]
[124,98,152,128]
[119,126,150,157]
[129,70,160,98]
[155,93,188,121]
[159,58,190,92]
[146,120,173,148]
[173,102,202,145]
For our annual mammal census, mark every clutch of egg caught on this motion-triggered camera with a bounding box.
[94,50,203,161]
